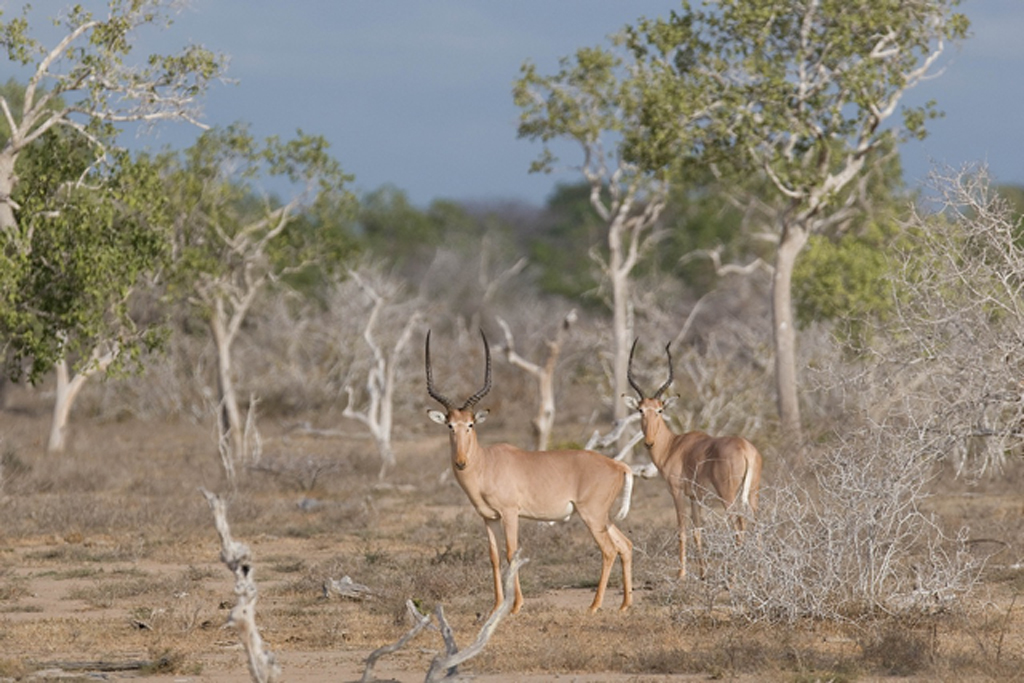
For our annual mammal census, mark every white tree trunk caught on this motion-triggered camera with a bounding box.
[0,153,18,236]
[47,352,113,453]
[771,222,809,442]
[210,303,244,461]
[607,216,634,454]
[497,311,574,451]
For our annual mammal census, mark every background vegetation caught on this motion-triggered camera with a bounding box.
[2,1,1024,680]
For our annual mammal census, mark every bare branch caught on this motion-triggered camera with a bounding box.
[360,600,432,683]
[200,489,281,683]
[424,552,529,683]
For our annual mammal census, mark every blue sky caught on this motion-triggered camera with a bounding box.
[9,1,1024,207]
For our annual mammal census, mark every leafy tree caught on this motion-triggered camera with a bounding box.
[0,1,225,445]
[8,126,170,452]
[623,0,969,438]
[0,0,224,244]
[794,221,901,351]
[163,124,355,465]
[514,46,672,431]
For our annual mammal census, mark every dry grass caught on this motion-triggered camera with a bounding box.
[2,387,1024,682]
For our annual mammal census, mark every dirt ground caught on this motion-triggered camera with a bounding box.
[2,386,1024,682]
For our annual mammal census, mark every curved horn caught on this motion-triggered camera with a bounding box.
[425,330,455,411]
[627,338,646,399]
[652,342,674,399]
[460,329,492,410]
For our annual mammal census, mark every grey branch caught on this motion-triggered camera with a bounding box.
[425,551,529,682]
[360,600,433,683]
[323,575,376,601]
[586,412,642,461]
[200,489,281,683]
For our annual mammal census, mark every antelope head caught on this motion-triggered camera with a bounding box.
[425,329,492,470]
[623,339,676,449]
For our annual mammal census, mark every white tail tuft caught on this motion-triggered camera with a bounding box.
[739,458,754,511]
[615,468,634,521]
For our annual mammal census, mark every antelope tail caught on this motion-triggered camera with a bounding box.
[615,468,634,521]
[739,455,755,513]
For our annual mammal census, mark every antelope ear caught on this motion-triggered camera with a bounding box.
[662,396,678,409]
[623,395,640,410]
[427,409,447,425]
[474,409,489,423]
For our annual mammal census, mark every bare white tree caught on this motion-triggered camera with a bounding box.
[341,268,423,479]
[496,309,576,450]
[515,52,672,441]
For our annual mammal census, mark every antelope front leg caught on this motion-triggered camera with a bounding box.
[484,519,504,614]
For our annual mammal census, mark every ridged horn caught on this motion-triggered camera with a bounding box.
[652,342,674,400]
[460,330,492,410]
[425,330,455,411]
[627,338,646,399]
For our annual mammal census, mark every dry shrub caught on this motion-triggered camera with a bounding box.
[657,418,981,626]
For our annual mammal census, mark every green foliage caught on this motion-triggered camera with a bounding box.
[793,220,907,350]
[357,185,441,266]
[529,183,603,301]
[2,131,170,382]
[161,123,357,309]
[623,0,968,212]
[514,46,632,172]
[995,184,1024,228]
[355,185,519,284]
[0,0,230,384]
[1,1,224,123]
[657,179,749,291]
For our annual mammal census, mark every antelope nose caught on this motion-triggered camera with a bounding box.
[455,461,467,471]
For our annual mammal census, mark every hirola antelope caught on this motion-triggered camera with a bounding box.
[624,339,762,579]
[426,330,633,614]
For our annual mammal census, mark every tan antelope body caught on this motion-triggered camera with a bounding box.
[625,340,762,579]
[426,331,633,614]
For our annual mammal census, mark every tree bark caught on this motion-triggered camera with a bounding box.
[0,153,18,236]
[497,311,574,451]
[608,217,633,446]
[47,353,113,453]
[210,302,244,460]
[771,221,809,442]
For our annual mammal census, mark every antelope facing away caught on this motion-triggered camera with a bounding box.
[624,339,762,580]
[426,330,634,615]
